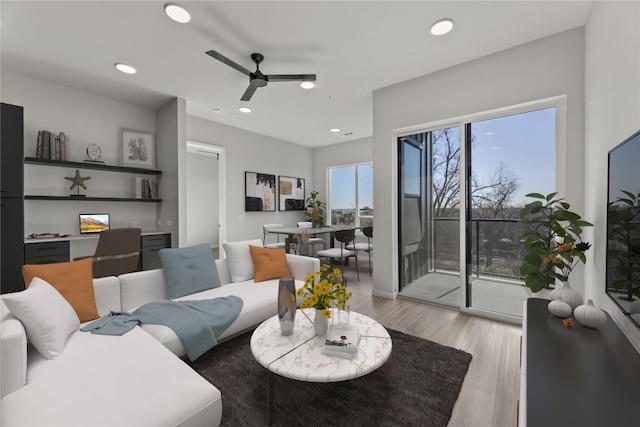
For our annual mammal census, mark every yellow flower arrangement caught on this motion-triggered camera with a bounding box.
[297,264,352,318]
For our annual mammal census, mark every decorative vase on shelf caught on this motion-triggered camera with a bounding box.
[314,308,329,336]
[550,281,582,311]
[277,278,296,336]
[574,299,607,329]
[548,297,573,318]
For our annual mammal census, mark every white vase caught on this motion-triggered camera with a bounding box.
[548,298,572,318]
[574,299,607,329]
[550,281,582,311]
[314,309,329,336]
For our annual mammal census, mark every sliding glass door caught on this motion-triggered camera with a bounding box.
[398,126,461,308]
[397,100,560,320]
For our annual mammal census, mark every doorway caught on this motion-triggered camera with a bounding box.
[185,141,226,259]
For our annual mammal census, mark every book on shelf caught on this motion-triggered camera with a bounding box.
[49,132,55,160]
[323,324,360,355]
[58,132,66,161]
[41,130,50,159]
[133,177,143,198]
[36,130,43,158]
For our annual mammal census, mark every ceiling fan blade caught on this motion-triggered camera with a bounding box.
[205,49,251,76]
[240,84,258,101]
[266,74,317,82]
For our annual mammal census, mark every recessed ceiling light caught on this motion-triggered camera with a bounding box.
[430,18,454,36]
[164,3,191,23]
[213,108,221,113]
[115,63,136,74]
[300,81,315,89]
[330,128,341,133]
[239,106,252,113]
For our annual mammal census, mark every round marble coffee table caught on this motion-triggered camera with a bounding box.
[250,309,392,423]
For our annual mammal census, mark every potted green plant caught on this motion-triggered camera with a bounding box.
[519,192,593,294]
[304,190,326,227]
[607,191,640,301]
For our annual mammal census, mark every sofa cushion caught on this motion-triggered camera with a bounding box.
[223,239,263,282]
[158,244,221,299]
[249,245,292,282]
[2,278,79,359]
[22,258,99,322]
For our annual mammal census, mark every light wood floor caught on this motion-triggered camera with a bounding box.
[342,260,522,427]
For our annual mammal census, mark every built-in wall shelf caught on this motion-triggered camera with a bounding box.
[24,195,161,203]
[24,157,162,175]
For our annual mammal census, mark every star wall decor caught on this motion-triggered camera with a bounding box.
[65,169,91,195]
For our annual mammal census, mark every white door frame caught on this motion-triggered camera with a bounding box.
[186,140,226,258]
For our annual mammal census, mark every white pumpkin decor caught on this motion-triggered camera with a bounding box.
[548,298,572,318]
[550,281,582,311]
[574,299,607,329]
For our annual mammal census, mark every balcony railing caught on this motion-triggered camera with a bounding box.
[433,217,526,282]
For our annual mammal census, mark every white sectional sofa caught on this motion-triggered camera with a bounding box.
[1,250,319,426]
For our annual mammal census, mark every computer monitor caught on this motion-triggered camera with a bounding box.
[79,213,110,235]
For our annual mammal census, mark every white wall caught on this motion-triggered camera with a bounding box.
[584,0,640,349]
[372,28,586,298]
[1,72,159,258]
[187,114,314,243]
[156,98,186,247]
[186,152,219,247]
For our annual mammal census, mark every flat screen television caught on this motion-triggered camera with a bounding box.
[605,129,640,328]
[79,213,110,235]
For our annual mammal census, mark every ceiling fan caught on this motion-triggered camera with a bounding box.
[205,49,316,101]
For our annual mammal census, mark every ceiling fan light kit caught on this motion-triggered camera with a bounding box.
[205,49,317,101]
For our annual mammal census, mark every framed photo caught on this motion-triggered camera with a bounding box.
[245,171,276,211]
[278,176,305,211]
[121,128,155,169]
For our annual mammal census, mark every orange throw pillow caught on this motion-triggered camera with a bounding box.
[22,258,99,322]
[249,245,292,282]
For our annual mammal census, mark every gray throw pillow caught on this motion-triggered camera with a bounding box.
[158,244,221,299]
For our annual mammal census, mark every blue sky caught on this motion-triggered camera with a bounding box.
[330,164,373,209]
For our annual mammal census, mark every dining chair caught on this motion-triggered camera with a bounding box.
[75,228,142,278]
[296,222,326,256]
[263,224,290,251]
[346,226,373,275]
[316,229,359,284]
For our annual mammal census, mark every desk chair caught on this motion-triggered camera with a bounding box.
[76,228,141,278]
[316,229,359,284]
[346,226,373,275]
[296,221,326,256]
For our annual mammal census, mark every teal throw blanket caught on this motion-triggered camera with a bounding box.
[81,296,243,361]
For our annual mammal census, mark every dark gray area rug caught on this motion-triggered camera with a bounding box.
[187,328,472,427]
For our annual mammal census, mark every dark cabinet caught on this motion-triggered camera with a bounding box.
[1,103,25,294]
[24,241,70,265]
[141,233,171,270]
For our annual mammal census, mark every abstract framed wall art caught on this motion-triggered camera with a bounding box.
[245,171,276,211]
[121,128,155,169]
[278,176,305,211]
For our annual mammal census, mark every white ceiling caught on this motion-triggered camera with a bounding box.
[0,1,593,147]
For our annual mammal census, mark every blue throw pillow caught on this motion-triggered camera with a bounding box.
[158,244,221,299]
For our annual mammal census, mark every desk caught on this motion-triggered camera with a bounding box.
[24,230,171,270]
[268,225,359,254]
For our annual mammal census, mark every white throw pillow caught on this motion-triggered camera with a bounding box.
[223,239,263,282]
[2,277,80,359]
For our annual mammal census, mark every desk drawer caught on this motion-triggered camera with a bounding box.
[142,246,164,270]
[24,241,70,259]
[24,253,69,265]
[142,234,171,248]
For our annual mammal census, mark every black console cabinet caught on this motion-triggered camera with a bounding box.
[525,298,640,427]
[1,103,25,294]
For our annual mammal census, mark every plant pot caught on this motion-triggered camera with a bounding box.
[550,281,582,311]
[314,308,329,336]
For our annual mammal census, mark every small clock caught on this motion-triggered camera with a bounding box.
[86,144,102,162]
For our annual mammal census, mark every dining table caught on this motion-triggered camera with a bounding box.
[267,225,361,254]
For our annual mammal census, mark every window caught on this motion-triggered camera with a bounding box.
[328,163,373,227]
